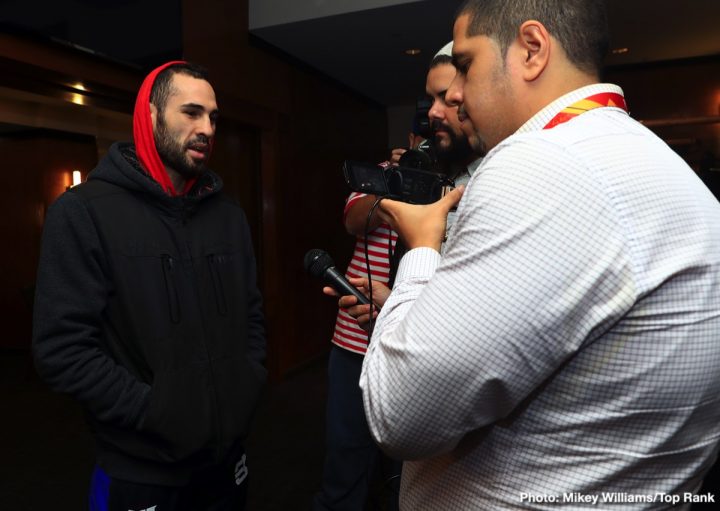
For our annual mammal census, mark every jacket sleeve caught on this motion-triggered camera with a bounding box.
[240,211,266,370]
[32,191,150,429]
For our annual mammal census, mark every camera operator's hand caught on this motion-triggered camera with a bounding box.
[379,185,465,252]
[323,277,391,332]
[390,148,407,166]
[345,148,408,235]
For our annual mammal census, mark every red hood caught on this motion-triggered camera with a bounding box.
[133,61,198,196]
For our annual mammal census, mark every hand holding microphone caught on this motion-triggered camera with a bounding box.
[304,249,370,305]
[305,249,394,332]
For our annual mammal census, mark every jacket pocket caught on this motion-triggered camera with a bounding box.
[140,364,214,462]
[213,354,267,451]
[161,254,181,323]
[207,254,228,316]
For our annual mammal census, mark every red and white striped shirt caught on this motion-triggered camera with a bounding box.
[331,191,398,355]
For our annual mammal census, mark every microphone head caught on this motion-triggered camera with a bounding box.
[304,249,334,278]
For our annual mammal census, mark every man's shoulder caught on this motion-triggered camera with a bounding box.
[210,192,246,212]
[199,193,251,229]
[70,178,125,199]
[468,128,604,207]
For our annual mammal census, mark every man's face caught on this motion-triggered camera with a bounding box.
[425,63,473,160]
[447,14,518,154]
[152,73,219,179]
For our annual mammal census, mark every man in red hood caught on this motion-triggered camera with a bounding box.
[33,62,266,510]
[134,60,217,195]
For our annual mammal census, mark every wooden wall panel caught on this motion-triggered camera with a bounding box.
[606,56,720,164]
[0,131,98,349]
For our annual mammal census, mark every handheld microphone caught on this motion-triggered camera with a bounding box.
[304,249,371,305]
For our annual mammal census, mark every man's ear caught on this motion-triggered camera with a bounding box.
[516,20,551,82]
[150,103,158,129]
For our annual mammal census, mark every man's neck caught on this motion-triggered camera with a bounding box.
[165,166,186,195]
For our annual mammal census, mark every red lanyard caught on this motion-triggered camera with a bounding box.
[543,92,627,130]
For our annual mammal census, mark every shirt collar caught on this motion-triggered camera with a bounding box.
[467,157,483,176]
[516,83,626,135]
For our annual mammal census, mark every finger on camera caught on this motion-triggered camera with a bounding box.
[390,148,406,164]
[439,184,465,211]
[377,197,404,225]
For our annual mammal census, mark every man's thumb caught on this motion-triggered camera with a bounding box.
[439,184,465,212]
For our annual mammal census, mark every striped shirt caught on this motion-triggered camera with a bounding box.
[331,191,398,354]
[361,84,720,509]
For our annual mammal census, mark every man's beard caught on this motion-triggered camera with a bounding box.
[432,120,475,163]
[457,113,489,157]
[154,116,209,179]
[460,60,511,157]
[468,130,488,157]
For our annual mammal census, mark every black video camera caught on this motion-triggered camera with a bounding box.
[343,142,454,205]
[413,97,433,139]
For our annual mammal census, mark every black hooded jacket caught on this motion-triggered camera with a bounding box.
[32,142,266,484]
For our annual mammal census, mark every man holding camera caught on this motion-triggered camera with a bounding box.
[359,0,720,509]
[313,43,482,510]
[425,41,481,194]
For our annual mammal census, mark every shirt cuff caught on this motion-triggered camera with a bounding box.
[395,247,441,284]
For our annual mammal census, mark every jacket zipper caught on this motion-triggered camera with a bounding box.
[189,243,222,460]
[207,254,228,316]
[161,254,181,323]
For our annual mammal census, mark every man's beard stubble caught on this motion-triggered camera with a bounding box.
[432,120,475,164]
[154,114,209,179]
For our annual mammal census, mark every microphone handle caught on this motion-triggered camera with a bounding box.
[324,267,371,305]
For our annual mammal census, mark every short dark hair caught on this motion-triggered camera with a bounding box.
[429,54,453,71]
[150,62,209,113]
[457,0,609,75]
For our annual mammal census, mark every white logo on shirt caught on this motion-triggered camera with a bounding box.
[234,454,248,485]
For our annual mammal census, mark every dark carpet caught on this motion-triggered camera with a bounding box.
[1,349,718,510]
[0,350,327,510]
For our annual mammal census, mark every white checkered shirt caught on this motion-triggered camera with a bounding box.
[360,84,720,510]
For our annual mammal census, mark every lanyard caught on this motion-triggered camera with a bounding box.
[543,92,628,130]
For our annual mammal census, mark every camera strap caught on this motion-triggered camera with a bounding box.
[388,237,407,289]
[363,196,390,336]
